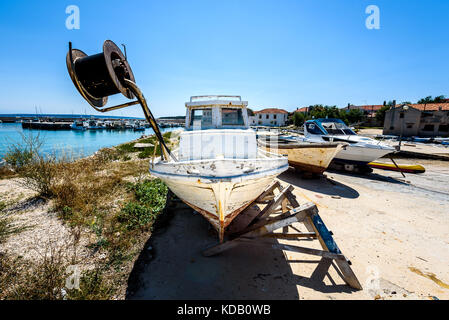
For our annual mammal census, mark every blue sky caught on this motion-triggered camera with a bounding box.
[0,0,448,117]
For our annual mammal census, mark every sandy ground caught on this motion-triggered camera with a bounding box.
[128,160,449,300]
[0,178,95,264]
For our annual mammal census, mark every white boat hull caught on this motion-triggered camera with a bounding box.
[334,144,393,164]
[150,155,288,242]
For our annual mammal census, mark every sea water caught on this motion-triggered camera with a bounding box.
[0,123,181,160]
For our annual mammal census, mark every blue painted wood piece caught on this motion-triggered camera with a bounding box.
[311,213,341,254]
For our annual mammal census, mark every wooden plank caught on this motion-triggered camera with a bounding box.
[235,239,344,260]
[262,232,317,239]
[285,188,362,290]
[254,185,294,222]
[310,213,341,254]
[226,205,261,235]
[307,211,362,290]
[255,181,280,202]
[238,202,317,235]
[334,258,363,290]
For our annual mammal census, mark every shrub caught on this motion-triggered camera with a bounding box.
[3,133,42,170]
[66,268,114,300]
[118,179,168,230]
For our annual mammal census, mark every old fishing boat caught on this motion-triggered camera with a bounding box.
[65,41,287,243]
[149,96,289,242]
[257,135,347,174]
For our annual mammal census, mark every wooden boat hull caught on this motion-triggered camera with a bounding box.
[150,156,288,242]
[258,140,345,174]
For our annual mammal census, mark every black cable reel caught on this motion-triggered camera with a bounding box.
[66,40,175,161]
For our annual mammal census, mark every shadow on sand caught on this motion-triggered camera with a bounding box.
[126,198,357,299]
[278,169,360,199]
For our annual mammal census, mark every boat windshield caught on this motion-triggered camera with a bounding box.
[222,108,244,125]
[305,122,325,135]
[190,108,213,128]
[320,120,356,135]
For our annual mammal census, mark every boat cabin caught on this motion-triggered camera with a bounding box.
[179,96,257,161]
[185,95,249,130]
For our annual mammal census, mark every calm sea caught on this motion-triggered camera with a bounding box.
[0,123,181,160]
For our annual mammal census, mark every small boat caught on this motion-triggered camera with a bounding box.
[257,136,347,174]
[368,162,425,174]
[71,120,86,130]
[84,119,104,130]
[149,95,288,242]
[303,118,395,166]
[133,125,145,131]
[412,137,432,143]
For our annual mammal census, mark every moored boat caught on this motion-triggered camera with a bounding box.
[149,96,288,242]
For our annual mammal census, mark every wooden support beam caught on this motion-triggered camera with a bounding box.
[203,202,316,257]
[254,185,294,222]
[262,232,317,239]
[235,202,317,236]
[235,239,345,260]
[203,183,362,291]
[255,181,280,202]
[284,188,362,290]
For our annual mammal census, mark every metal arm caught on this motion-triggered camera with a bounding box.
[123,79,177,162]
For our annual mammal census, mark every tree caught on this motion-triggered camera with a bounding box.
[247,108,255,116]
[417,95,446,104]
[434,95,446,103]
[346,109,364,124]
[292,112,306,127]
[376,105,391,125]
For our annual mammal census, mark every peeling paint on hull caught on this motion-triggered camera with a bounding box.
[150,156,288,242]
[259,141,345,174]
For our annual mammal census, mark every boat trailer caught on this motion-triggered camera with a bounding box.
[203,181,362,290]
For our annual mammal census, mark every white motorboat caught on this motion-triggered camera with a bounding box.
[149,96,289,242]
[302,118,395,165]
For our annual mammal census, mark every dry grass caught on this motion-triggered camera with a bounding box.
[0,132,175,300]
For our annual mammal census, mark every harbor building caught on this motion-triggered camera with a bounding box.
[383,103,449,137]
[249,108,289,126]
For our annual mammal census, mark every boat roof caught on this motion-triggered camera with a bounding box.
[185,95,248,108]
[307,118,345,123]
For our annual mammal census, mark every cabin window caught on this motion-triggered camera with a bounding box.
[190,108,213,128]
[439,124,449,132]
[222,108,244,125]
[422,124,434,132]
[305,122,325,135]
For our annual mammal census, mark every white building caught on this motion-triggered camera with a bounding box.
[249,108,289,126]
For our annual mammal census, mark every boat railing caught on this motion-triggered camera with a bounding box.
[190,95,242,102]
